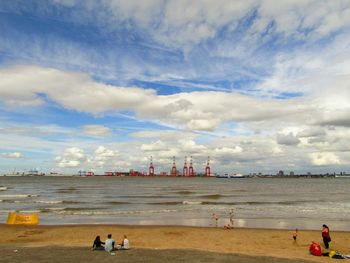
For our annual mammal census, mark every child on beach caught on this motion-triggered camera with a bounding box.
[292,229,298,242]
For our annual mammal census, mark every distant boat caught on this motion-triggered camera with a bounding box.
[335,174,350,178]
[24,170,41,176]
[216,173,247,178]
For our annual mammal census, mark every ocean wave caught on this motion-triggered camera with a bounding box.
[40,207,66,213]
[182,201,203,205]
[176,190,194,195]
[36,200,63,204]
[63,207,103,211]
[62,200,82,204]
[198,200,314,206]
[151,201,183,205]
[199,194,223,199]
[17,210,40,213]
[1,199,31,203]
[117,195,173,199]
[0,194,38,198]
[0,186,8,191]
[107,201,131,205]
[56,187,78,193]
[1,200,17,203]
[56,208,180,216]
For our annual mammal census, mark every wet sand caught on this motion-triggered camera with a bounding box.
[1,224,349,262]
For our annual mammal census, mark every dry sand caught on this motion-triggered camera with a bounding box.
[1,224,349,262]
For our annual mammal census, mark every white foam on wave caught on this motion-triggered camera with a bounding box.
[41,207,65,212]
[57,208,180,216]
[36,200,63,204]
[18,210,40,213]
[182,201,203,205]
[0,194,38,198]
[0,187,7,191]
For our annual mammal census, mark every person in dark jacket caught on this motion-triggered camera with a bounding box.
[92,235,105,250]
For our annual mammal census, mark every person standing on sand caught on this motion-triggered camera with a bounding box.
[292,229,298,242]
[229,208,234,227]
[212,213,219,227]
[104,234,115,253]
[322,224,331,249]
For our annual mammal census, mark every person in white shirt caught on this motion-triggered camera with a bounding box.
[104,234,115,253]
[118,235,130,250]
[122,235,130,249]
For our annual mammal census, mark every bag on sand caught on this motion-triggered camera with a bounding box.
[309,242,322,256]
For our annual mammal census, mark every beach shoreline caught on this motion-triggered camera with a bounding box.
[1,224,349,262]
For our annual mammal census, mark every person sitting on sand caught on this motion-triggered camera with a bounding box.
[92,235,104,250]
[224,224,232,230]
[104,234,115,253]
[118,235,130,250]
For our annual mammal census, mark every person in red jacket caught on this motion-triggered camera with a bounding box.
[322,224,331,249]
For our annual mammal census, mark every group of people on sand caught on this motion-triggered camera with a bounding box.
[212,208,235,229]
[292,224,347,258]
[293,224,331,249]
[92,234,129,253]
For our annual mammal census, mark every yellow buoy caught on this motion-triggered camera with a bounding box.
[6,212,39,225]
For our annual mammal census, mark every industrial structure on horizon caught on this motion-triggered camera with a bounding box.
[79,156,212,177]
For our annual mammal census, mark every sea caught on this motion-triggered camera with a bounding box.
[0,176,349,231]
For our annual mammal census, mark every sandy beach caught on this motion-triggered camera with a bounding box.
[1,224,349,262]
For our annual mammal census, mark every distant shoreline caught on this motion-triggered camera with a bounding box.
[1,174,350,178]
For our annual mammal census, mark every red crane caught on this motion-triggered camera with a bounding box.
[183,156,188,176]
[171,156,177,177]
[205,156,211,177]
[149,156,155,176]
[189,156,194,177]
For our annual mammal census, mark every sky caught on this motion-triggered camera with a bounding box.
[1,0,350,175]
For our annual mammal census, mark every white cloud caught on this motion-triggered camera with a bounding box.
[55,147,86,167]
[47,0,350,48]
[214,146,243,155]
[0,65,314,131]
[276,132,300,146]
[93,146,118,167]
[297,127,326,138]
[1,152,23,159]
[310,152,341,166]
[131,130,196,141]
[141,140,168,151]
[81,125,112,137]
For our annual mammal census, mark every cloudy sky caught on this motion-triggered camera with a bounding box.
[1,0,350,175]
